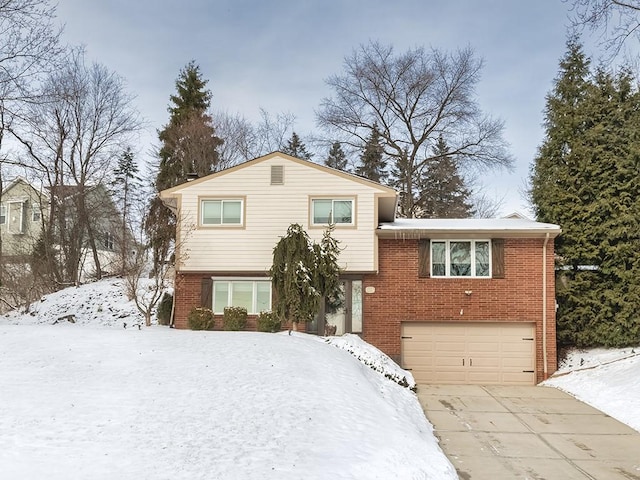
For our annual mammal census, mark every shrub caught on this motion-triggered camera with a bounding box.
[223,306,247,331]
[187,307,215,330]
[257,311,281,333]
[156,292,173,326]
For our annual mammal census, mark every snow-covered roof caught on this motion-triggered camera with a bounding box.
[378,217,561,238]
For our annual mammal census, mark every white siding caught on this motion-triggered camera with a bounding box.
[173,156,386,272]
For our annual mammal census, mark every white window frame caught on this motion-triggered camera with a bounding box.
[0,205,5,225]
[431,240,492,278]
[201,199,244,226]
[311,198,354,226]
[212,278,271,314]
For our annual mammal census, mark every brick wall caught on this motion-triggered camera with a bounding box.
[173,237,557,383]
[362,238,557,383]
[173,272,303,332]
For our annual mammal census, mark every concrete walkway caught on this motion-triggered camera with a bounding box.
[418,385,640,480]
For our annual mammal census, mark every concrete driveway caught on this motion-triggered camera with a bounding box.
[418,385,640,480]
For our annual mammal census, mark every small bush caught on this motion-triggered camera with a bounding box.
[223,306,247,331]
[157,292,173,326]
[257,311,281,333]
[187,307,215,330]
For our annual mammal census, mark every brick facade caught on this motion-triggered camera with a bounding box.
[172,237,557,384]
[361,238,557,383]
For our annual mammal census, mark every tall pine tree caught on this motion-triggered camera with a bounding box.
[112,147,142,275]
[325,141,348,170]
[355,124,386,183]
[418,136,473,218]
[530,39,640,347]
[146,62,222,270]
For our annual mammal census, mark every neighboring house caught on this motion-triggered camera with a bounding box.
[0,178,132,279]
[160,152,561,385]
[0,177,46,260]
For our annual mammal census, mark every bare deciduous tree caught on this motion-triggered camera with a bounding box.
[0,0,62,287]
[10,48,142,286]
[568,0,640,56]
[318,41,513,218]
[213,108,296,165]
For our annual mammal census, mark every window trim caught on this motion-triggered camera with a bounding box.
[211,278,272,314]
[309,197,356,228]
[430,239,492,278]
[199,197,246,228]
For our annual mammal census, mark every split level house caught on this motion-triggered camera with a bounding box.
[0,177,131,280]
[160,152,561,386]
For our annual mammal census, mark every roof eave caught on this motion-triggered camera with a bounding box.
[376,228,562,240]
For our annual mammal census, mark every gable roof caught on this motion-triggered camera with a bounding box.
[378,217,561,239]
[1,177,47,200]
[159,151,398,197]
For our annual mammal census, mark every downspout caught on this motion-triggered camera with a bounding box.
[542,232,550,379]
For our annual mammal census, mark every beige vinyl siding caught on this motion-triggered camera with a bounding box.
[176,156,381,272]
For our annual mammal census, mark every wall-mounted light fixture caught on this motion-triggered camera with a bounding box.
[464,290,473,296]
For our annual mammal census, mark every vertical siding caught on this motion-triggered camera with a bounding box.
[175,157,385,272]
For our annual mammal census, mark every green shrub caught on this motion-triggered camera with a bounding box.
[223,306,247,331]
[187,307,215,330]
[157,292,173,326]
[257,311,281,333]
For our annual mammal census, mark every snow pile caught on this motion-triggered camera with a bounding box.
[545,347,640,432]
[2,278,146,327]
[0,326,456,479]
[325,333,417,391]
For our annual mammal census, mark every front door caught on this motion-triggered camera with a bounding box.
[308,279,363,336]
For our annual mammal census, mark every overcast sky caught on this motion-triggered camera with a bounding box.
[54,0,577,216]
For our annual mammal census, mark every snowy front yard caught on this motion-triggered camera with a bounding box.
[544,347,640,433]
[0,324,456,480]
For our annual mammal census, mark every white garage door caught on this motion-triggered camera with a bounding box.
[401,322,536,385]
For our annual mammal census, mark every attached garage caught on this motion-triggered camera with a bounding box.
[401,322,536,385]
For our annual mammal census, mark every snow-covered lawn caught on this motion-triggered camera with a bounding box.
[544,347,640,432]
[0,279,456,479]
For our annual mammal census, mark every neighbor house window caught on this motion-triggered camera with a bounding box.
[212,279,271,314]
[0,205,5,225]
[431,240,491,277]
[32,204,41,222]
[104,232,114,250]
[311,198,354,225]
[201,199,243,226]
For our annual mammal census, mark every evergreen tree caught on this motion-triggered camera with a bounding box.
[418,136,473,218]
[282,132,312,160]
[530,39,640,347]
[355,124,386,183]
[325,141,348,170]
[270,224,341,329]
[145,62,222,270]
[112,147,142,275]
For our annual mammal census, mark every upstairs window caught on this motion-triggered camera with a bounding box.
[0,205,5,225]
[431,240,491,277]
[201,199,243,226]
[32,204,41,222]
[311,198,354,225]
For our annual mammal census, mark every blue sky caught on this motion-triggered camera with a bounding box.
[55,0,576,215]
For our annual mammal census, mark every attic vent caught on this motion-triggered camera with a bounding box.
[271,165,284,185]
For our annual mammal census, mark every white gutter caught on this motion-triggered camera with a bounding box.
[542,232,550,379]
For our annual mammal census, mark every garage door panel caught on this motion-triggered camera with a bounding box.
[401,322,535,386]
